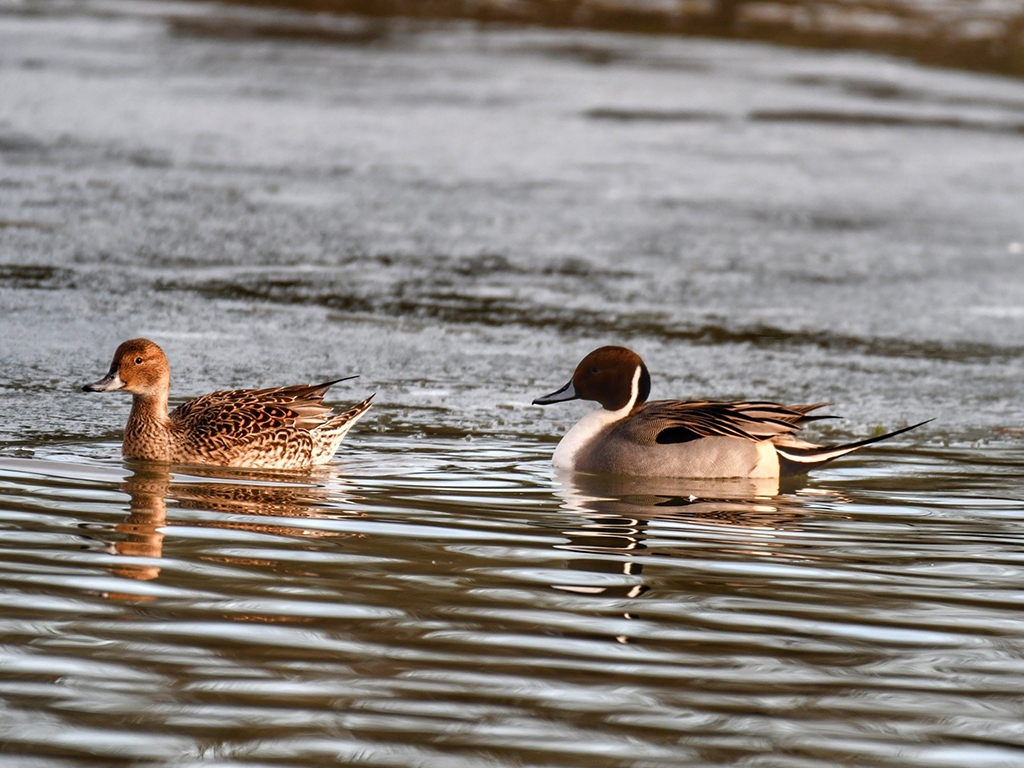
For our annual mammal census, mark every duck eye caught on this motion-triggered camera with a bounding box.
[135,357,143,365]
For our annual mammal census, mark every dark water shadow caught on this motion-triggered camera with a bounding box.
[168,12,391,46]
[750,109,1024,135]
[0,264,73,288]
[584,106,1024,136]
[786,73,1024,113]
[151,268,1024,363]
[584,108,726,123]
[523,40,709,71]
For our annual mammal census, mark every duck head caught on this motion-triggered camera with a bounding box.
[533,346,652,412]
[82,338,171,399]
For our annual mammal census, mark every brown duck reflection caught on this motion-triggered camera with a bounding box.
[105,463,358,584]
[549,470,844,601]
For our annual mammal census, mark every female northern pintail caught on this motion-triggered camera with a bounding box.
[533,346,929,479]
[83,338,373,470]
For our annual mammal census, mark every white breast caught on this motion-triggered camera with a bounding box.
[551,407,623,469]
[550,366,641,470]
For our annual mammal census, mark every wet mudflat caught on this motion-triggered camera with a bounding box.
[3,1,1024,765]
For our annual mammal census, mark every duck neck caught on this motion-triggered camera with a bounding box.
[129,389,169,422]
[552,367,641,470]
[123,390,172,461]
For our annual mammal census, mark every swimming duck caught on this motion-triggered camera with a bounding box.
[83,338,373,470]
[533,346,928,478]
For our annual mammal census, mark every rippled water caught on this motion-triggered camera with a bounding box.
[4,1,1024,765]
[5,446,1024,766]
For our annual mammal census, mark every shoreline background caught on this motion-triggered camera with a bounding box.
[190,0,1024,78]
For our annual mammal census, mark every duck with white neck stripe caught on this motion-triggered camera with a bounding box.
[533,346,930,479]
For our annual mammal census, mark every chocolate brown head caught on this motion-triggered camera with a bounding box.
[533,346,652,412]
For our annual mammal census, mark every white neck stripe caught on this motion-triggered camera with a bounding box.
[551,365,642,469]
[612,365,642,415]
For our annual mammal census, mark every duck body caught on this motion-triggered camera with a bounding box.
[84,339,372,470]
[534,346,928,480]
[554,409,781,477]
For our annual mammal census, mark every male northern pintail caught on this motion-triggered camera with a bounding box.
[533,346,929,479]
[83,338,373,470]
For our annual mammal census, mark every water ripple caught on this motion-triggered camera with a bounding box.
[9,443,1024,765]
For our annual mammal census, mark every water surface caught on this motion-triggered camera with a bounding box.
[3,1,1024,765]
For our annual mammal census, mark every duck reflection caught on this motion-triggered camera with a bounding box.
[549,470,843,602]
[101,464,358,584]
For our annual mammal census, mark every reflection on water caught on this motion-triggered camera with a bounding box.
[92,465,358,585]
[102,469,167,583]
[552,473,769,604]
[549,470,844,603]
[554,469,784,513]
[91,462,845,615]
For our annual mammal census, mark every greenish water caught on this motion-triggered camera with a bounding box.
[3,1,1024,765]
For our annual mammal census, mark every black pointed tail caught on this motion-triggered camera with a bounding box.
[776,419,932,477]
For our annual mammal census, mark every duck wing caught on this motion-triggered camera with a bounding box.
[615,399,930,475]
[621,400,828,446]
[171,379,348,437]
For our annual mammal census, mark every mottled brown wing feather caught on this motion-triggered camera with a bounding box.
[171,382,339,435]
[622,400,826,446]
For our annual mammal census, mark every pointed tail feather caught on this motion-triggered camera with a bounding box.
[296,375,361,403]
[776,419,932,477]
[311,394,375,464]
[323,394,375,435]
